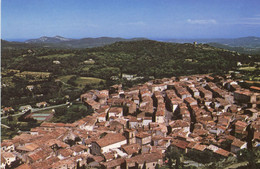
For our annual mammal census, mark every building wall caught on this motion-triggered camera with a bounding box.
[84,125,94,131]
[143,119,152,126]
[129,122,138,129]
[194,91,200,97]
[91,143,101,155]
[109,111,123,118]
[231,143,247,153]
[234,92,250,103]
[1,145,15,152]
[98,116,106,122]
[156,116,165,123]
[136,136,151,145]
[146,161,158,169]
[101,140,127,154]
[172,104,178,112]
[134,99,140,105]
[4,156,16,165]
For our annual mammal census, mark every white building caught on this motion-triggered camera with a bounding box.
[91,133,127,155]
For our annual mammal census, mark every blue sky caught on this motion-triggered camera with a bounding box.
[2,0,260,40]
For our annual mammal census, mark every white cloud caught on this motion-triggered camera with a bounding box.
[187,19,217,24]
[237,16,260,25]
[227,15,260,25]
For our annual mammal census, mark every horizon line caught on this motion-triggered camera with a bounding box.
[2,35,260,42]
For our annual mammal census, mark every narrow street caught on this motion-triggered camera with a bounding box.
[165,109,173,126]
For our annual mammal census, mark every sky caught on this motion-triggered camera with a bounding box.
[2,0,260,40]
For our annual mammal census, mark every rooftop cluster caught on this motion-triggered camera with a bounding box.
[1,74,260,169]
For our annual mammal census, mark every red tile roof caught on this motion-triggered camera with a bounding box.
[215,148,231,157]
[95,133,126,148]
[232,139,246,147]
[15,164,33,169]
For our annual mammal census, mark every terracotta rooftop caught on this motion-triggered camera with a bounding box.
[95,133,126,148]
[45,139,69,148]
[135,132,151,139]
[28,149,49,162]
[192,144,207,151]
[125,152,162,164]
[122,143,141,155]
[2,152,16,159]
[109,107,123,114]
[16,143,39,152]
[215,148,231,157]
[101,158,125,168]
[232,139,246,147]
[15,164,33,169]
[171,139,189,150]
[254,131,260,141]
[58,148,73,157]
[170,120,189,128]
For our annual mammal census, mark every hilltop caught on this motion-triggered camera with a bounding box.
[3,36,260,54]
[162,36,260,54]
[21,36,148,48]
[163,36,260,48]
[82,40,251,79]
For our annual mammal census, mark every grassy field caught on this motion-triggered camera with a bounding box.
[58,75,74,83]
[238,66,259,71]
[38,53,75,59]
[2,76,15,87]
[75,77,104,89]
[58,75,105,89]
[82,66,91,71]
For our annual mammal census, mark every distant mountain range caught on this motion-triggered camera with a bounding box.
[23,36,148,48]
[2,36,260,53]
[162,36,260,48]
[25,35,73,43]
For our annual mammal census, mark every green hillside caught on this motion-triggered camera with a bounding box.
[83,40,253,79]
[2,40,259,108]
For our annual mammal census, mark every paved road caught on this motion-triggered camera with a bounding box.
[183,160,205,168]
[1,103,67,119]
[31,103,67,112]
[1,112,25,119]
[1,124,10,129]
[224,158,260,169]
[224,161,248,169]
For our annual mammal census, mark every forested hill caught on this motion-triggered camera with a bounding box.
[2,39,259,108]
[83,40,254,79]
[2,36,148,49]
[2,40,258,82]
[1,39,43,49]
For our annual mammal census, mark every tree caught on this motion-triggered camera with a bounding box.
[237,148,260,169]
[7,115,13,122]
[165,146,181,169]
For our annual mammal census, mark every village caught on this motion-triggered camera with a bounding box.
[1,74,260,169]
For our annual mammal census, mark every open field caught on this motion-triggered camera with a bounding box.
[82,66,91,71]
[58,75,105,89]
[2,76,15,87]
[238,66,259,71]
[58,75,75,83]
[75,77,104,88]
